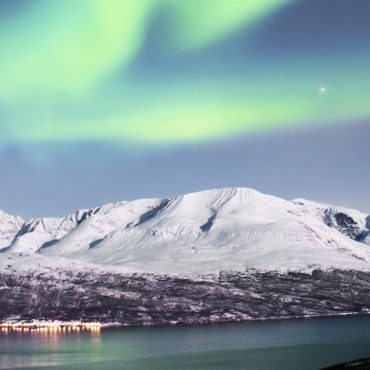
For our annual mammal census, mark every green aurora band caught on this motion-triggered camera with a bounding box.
[0,0,369,145]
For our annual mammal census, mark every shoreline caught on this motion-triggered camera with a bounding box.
[1,311,369,332]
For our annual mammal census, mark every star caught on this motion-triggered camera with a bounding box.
[319,86,327,94]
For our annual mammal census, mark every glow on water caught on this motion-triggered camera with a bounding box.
[1,316,370,370]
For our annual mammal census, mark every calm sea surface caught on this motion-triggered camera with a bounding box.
[1,316,370,370]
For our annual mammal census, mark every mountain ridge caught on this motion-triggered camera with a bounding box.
[0,187,369,274]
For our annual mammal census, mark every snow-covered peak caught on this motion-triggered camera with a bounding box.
[1,188,369,274]
[0,210,24,250]
[8,217,65,254]
[0,210,23,227]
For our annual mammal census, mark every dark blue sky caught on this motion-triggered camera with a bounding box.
[1,119,368,218]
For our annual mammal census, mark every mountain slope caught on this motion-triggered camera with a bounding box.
[0,210,23,250]
[1,188,369,274]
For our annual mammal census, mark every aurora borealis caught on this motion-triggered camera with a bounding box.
[0,0,369,216]
[1,0,369,144]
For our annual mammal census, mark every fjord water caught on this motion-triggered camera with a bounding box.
[1,316,370,370]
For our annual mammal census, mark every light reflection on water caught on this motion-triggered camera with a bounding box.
[1,316,370,370]
[0,327,104,370]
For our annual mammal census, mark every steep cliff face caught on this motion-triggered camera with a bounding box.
[323,208,369,242]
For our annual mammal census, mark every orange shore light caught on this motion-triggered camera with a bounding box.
[0,321,102,332]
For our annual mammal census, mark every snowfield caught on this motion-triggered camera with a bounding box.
[0,187,369,275]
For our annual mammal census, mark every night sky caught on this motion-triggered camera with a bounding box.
[0,0,369,218]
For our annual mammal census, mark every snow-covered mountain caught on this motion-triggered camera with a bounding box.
[0,188,369,274]
[2,188,370,326]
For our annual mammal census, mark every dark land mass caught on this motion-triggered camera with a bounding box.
[321,358,370,369]
[1,268,370,325]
